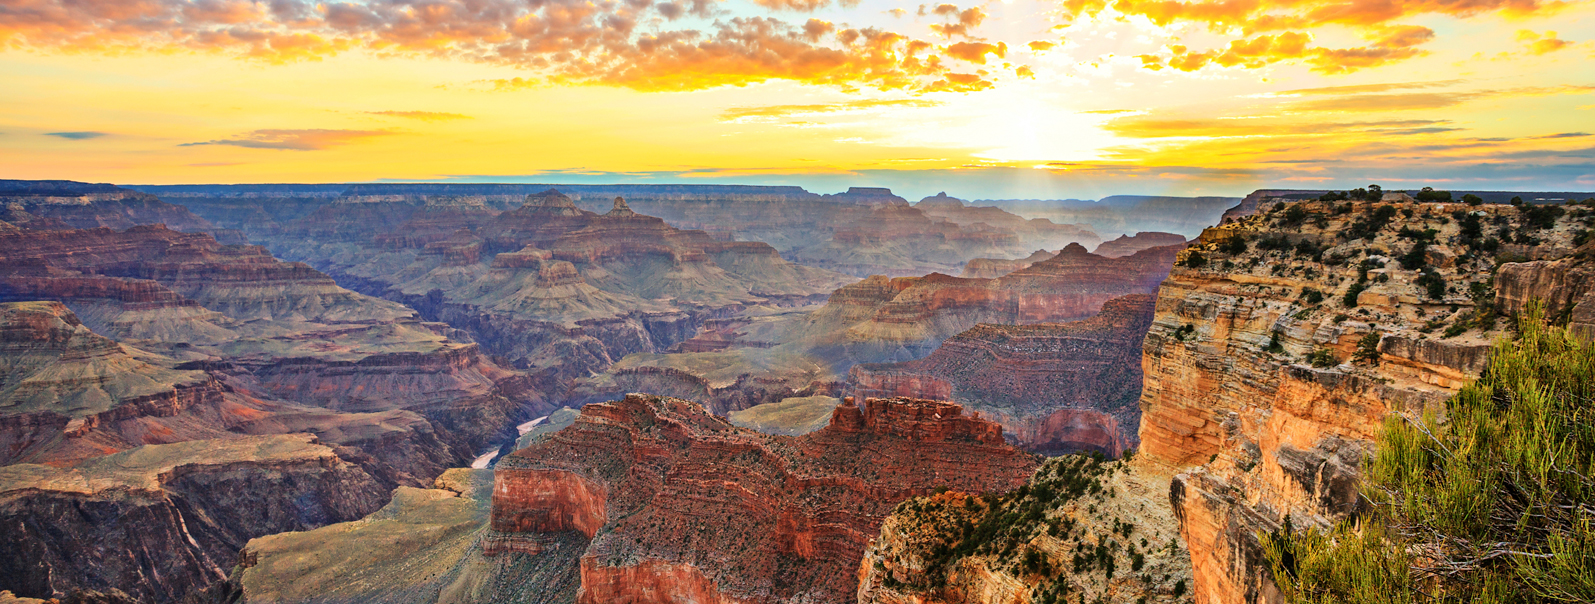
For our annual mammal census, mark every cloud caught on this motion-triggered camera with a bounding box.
[945,41,1006,64]
[1285,85,1595,112]
[1531,132,1592,139]
[0,0,1007,93]
[1102,115,1455,138]
[721,99,943,120]
[1027,40,1056,52]
[365,111,472,121]
[45,131,108,139]
[929,5,986,39]
[1275,80,1465,96]
[180,129,392,150]
[1061,0,1553,74]
[1517,30,1573,55]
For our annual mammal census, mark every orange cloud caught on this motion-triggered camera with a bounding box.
[0,0,1008,93]
[365,111,472,121]
[1060,0,1558,74]
[1028,40,1056,51]
[929,5,986,39]
[945,41,1006,64]
[720,98,942,120]
[178,129,392,150]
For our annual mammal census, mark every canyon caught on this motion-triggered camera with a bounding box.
[8,177,1591,604]
[848,293,1155,456]
[486,393,1039,603]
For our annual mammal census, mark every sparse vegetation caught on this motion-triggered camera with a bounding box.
[1307,348,1339,368]
[1352,333,1380,365]
[1264,304,1595,604]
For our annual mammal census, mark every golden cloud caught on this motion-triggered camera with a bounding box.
[178,129,392,150]
[0,0,1009,93]
[365,111,472,121]
[1061,0,1561,74]
[719,98,943,120]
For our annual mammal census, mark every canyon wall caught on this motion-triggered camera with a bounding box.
[849,294,1156,456]
[487,394,1039,603]
[1137,193,1593,604]
[0,434,388,603]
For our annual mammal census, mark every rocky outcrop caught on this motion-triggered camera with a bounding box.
[857,454,1193,604]
[0,434,388,603]
[488,394,1038,603]
[1092,232,1187,258]
[1139,193,1592,604]
[848,294,1155,456]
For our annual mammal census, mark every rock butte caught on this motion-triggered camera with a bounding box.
[488,393,1038,603]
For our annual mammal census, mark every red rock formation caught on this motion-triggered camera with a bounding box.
[490,394,1038,603]
[960,249,1055,278]
[1091,231,1188,258]
[847,294,1155,456]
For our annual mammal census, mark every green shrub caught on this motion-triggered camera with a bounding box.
[1462,194,1484,206]
[1180,251,1207,269]
[1301,288,1325,305]
[1307,348,1339,368]
[1264,304,1595,604]
[1352,332,1380,365]
[1219,235,1248,255]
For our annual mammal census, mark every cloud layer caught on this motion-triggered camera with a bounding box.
[0,0,1006,92]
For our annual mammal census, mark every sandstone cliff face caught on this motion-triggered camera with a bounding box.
[849,294,1155,457]
[0,434,388,603]
[1138,194,1593,604]
[857,455,1193,604]
[488,394,1039,603]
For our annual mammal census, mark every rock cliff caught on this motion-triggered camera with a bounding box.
[849,294,1156,456]
[488,394,1039,603]
[857,454,1192,604]
[1138,193,1593,604]
[0,434,388,603]
[0,179,239,243]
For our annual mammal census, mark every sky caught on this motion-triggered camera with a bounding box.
[1,0,1593,200]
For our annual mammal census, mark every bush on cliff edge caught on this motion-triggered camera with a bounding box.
[1265,302,1595,603]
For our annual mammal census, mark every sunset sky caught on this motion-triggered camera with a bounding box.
[2,0,1592,199]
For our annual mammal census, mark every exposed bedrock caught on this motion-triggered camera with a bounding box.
[1139,193,1592,604]
[799,244,1177,371]
[1091,231,1188,258]
[848,294,1155,456]
[0,435,388,603]
[488,394,1038,603]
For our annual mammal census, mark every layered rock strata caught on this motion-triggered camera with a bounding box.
[241,189,852,386]
[1092,232,1188,258]
[849,294,1156,456]
[0,222,530,461]
[489,394,1039,603]
[796,243,1179,368]
[1139,194,1593,604]
[0,434,388,603]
